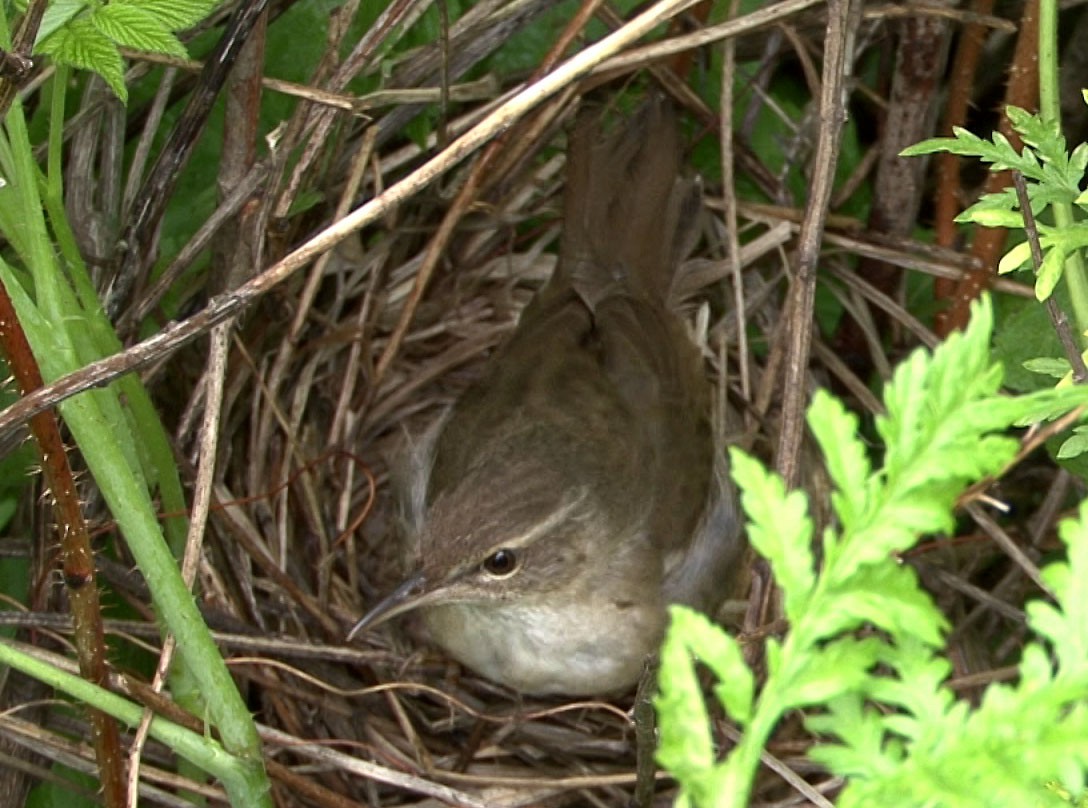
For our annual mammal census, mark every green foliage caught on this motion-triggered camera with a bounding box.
[33,0,216,101]
[656,296,1088,808]
[0,4,272,803]
[903,105,1088,303]
[903,103,1088,461]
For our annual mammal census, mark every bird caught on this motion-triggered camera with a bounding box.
[348,99,743,696]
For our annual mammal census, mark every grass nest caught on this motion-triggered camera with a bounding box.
[0,1,1076,806]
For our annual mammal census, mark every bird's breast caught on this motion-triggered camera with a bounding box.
[420,593,665,695]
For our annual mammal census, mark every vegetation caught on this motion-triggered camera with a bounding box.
[0,0,1085,806]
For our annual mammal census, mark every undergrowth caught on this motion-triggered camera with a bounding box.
[656,297,1088,807]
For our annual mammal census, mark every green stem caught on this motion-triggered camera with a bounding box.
[0,46,271,808]
[1039,0,1088,343]
[0,639,270,806]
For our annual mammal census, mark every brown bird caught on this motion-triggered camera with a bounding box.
[349,100,743,696]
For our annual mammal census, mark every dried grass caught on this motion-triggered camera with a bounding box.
[0,1,1067,806]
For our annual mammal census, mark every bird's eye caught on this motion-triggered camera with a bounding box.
[481,548,519,577]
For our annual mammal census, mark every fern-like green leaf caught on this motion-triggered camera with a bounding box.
[900,126,1043,180]
[807,389,872,533]
[655,607,748,802]
[729,448,815,619]
[656,296,1088,808]
[815,563,946,646]
[779,636,884,708]
[1030,500,1088,667]
[807,695,904,778]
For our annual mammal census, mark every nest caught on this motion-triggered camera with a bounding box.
[0,0,1074,806]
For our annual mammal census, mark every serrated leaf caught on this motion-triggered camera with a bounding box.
[877,350,930,479]
[658,294,1088,808]
[784,637,884,708]
[661,606,754,725]
[877,301,1004,488]
[92,4,187,57]
[899,136,962,157]
[114,0,215,30]
[1046,223,1088,259]
[864,637,954,726]
[655,618,716,778]
[729,448,815,619]
[817,564,947,647]
[1018,643,1055,690]
[37,19,127,101]
[1033,499,1088,665]
[807,389,871,531]
[34,0,89,44]
[808,696,900,777]
[1070,143,1088,178]
[1010,384,1088,425]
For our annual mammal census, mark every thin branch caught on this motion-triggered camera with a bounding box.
[0,0,704,442]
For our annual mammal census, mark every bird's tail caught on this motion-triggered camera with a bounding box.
[558,99,699,308]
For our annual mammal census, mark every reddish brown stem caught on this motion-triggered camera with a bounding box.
[0,282,125,805]
[932,0,994,335]
[938,0,1039,334]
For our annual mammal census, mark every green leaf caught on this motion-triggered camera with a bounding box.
[729,449,815,619]
[993,293,1076,392]
[863,637,954,732]
[656,639,714,777]
[900,125,1042,178]
[807,695,903,778]
[656,295,1088,808]
[1031,499,1088,666]
[1000,240,1034,274]
[783,636,884,707]
[1057,427,1088,460]
[115,0,215,30]
[662,606,755,725]
[36,18,126,102]
[807,390,871,532]
[816,564,947,647]
[34,0,89,44]
[91,4,187,57]
[1025,357,1074,378]
[1011,385,1088,425]
[1035,247,1070,302]
[964,207,1028,229]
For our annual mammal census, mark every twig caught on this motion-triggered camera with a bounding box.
[1010,170,1088,383]
[0,0,704,442]
[0,0,47,118]
[774,0,857,486]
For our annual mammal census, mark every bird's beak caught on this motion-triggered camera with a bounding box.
[346,571,428,642]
